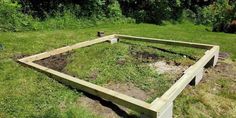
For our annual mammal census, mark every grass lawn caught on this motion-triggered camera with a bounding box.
[0,22,235,118]
[64,39,205,99]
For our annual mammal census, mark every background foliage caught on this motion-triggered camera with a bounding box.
[202,0,236,33]
[0,0,235,33]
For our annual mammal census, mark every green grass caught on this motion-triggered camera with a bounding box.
[174,60,236,117]
[0,22,235,117]
[66,42,175,97]
[0,60,98,118]
[64,39,205,100]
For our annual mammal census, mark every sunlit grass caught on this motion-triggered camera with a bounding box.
[0,22,235,117]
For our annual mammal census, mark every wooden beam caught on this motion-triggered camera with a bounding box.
[150,46,219,114]
[18,60,157,117]
[17,34,220,118]
[19,35,115,62]
[116,34,214,49]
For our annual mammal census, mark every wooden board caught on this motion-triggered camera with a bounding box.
[19,61,157,117]
[150,46,219,113]
[18,34,219,118]
[117,34,214,49]
[19,35,115,62]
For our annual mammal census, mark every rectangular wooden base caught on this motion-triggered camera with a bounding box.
[18,34,219,118]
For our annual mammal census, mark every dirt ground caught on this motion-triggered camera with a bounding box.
[149,61,187,74]
[76,83,150,118]
[34,51,73,71]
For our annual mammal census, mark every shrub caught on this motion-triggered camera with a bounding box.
[107,0,122,18]
[195,0,236,33]
[179,9,197,23]
[196,0,233,25]
[76,0,106,18]
[19,0,123,19]
[0,0,131,31]
[118,0,183,24]
[0,0,34,31]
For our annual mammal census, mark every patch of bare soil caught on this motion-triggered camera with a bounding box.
[219,52,230,60]
[77,96,135,118]
[34,51,73,71]
[149,61,188,75]
[106,83,150,101]
[201,60,236,98]
[129,46,159,63]
[87,69,99,80]
[123,41,197,62]
[78,96,118,118]
[131,51,159,63]
[205,60,236,79]
[77,83,151,118]
[184,60,236,117]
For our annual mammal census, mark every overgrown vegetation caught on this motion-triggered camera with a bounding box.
[0,0,235,33]
[0,0,133,32]
[0,0,34,31]
[195,0,236,33]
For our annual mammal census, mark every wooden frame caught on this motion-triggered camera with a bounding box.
[18,34,219,118]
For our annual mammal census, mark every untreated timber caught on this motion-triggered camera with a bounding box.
[18,34,220,118]
[117,34,214,49]
[150,46,219,115]
[19,61,157,117]
[19,35,115,62]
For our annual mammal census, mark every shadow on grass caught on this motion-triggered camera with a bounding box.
[82,92,139,118]
[19,64,139,118]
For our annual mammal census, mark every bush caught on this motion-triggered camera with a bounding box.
[0,0,34,31]
[195,0,236,33]
[19,0,123,19]
[3,0,234,33]
[0,0,131,32]
[179,9,197,23]
[107,0,122,18]
[118,0,183,24]
[196,0,233,25]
